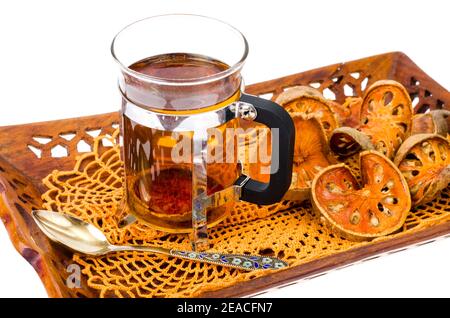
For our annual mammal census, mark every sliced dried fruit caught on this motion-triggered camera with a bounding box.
[330,126,374,156]
[284,113,335,201]
[394,133,450,206]
[329,97,362,128]
[275,86,338,137]
[311,150,411,240]
[330,80,413,159]
[411,110,450,136]
[357,80,413,157]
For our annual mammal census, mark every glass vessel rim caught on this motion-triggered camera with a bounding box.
[111,14,249,86]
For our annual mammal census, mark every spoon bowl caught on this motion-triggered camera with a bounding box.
[32,210,110,255]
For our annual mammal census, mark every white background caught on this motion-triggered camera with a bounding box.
[0,0,449,297]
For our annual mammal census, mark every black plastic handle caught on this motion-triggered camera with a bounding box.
[236,93,295,205]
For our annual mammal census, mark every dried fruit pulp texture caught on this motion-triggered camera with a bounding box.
[397,136,450,205]
[122,53,240,231]
[334,97,362,128]
[253,86,339,187]
[360,83,412,158]
[315,153,409,236]
[284,97,337,137]
[292,117,331,189]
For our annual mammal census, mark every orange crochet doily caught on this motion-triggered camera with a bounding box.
[41,130,450,298]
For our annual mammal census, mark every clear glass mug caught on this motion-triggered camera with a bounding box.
[112,15,294,247]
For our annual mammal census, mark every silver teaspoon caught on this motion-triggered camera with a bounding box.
[32,210,287,271]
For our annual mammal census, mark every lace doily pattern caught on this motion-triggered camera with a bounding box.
[42,131,450,298]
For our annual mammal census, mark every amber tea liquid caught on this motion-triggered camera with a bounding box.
[122,53,240,232]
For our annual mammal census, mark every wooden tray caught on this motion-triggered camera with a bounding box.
[0,52,448,298]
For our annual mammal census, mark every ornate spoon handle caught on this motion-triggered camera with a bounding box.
[111,245,287,271]
[169,249,288,271]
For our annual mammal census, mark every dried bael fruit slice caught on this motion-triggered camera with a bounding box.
[329,97,362,128]
[394,134,450,206]
[360,80,413,157]
[284,113,335,201]
[330,80,413,159]
[329,126,374,156]
[275,86,338,137]
[411,110,450,136]
[312,150,411,240]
